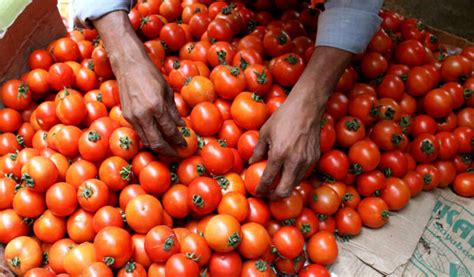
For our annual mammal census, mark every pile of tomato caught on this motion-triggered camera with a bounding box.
[0,0,473,276]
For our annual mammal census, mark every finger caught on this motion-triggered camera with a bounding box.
[255,154,283,197]
[271,160,306,199]
[166,86,186,127]
[135,124,150,148]
[139,116,178,156]
[155,112,187,147]
[249,134,268,164]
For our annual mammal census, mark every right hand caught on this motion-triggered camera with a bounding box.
[117,60,186,156]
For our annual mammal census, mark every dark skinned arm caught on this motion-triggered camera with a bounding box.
[92,11,185,156]
[250,46,353,198]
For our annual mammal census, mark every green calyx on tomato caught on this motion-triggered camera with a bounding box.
[103,256,116,266]
[247,19,257,33]
[383,107,395,120]
[349,164,362,175]
[119,136,132,150]
[216,176,229,189]
[21,173,34,188]
[120,165,132,181]
[192,194,204,208]
[230,66,241,76]
[124,261,137,273]
[255,260,268,272]
[22,217,34,226]
[163,236,176,251]
[345,119,361,132]
[8,256,21,268]
[383,168,392,177]
[88,130,101,142]
[277,33,288,45]
[172,60,181,70]
[180,127,191,137]
[41,251,49,267]
[80,185,94,199]
[227,231,241,247]
[300,223,312,235]
[251,93,264,103]
[284,54,298,65]
[369,106,381,118]
[240,56,249,70]
[391,134,403,145]
[254,69,268,84]
[281,218,295,226]
[17,83,29,99]
[217,50,228,65]
[420,140,434,154]
[381,210,390,220]
[464,89,472,99]
[187,43,195,53]
[185,252,200,262]
[423,174,432,185]
[196,164,206,176]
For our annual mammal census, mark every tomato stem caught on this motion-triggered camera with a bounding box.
[300,223,312,235]
[227,231,241,246]
[120,165,132,181]
[192,194,205,208]
[88,130,101,142]
[255,260,268,272]
[103,256,115,266]
[124,261,136,273]
[9,256,20,268]
[163,236,175,251]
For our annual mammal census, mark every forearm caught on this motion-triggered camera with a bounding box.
[294,47,353,108]
[92,11,154,78]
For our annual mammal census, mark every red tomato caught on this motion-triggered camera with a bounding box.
[139,161,171,195]
[188,177,222,216]
[357,197,389,228]
[453,173,474,197]
[231,92,269,130]
[307,231,338,265]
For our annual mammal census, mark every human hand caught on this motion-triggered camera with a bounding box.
[250,81,324,199]
[93,11,185,156]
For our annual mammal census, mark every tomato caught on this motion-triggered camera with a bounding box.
[0,108,22,133]
[52,37,80,62]
[310,185,341,215]
[263,29,292,57]
[271,225,304,260]
[415,163,441,191]
[440,55,472,82]
[125,194,163,234]
[63,242,96,276]
[201,140,234,175]
[236,130,258,161]
[209,65,246,100]
[207,18,234,42]
[92,206,124,233]
[369,120,405,151]
[411,114,437,136]
[335,206,362,238]
[378,150,408,178]
[33,209,66,243]
[299,264,331,277]
[75,67,98,92]
[140,15,165,39]
[357,197,389,228]
[189,13,212,38]
[453,172,474,197]
[233,49,263,71]
[269,190,303,221]
[28,49,53,70]
[190,102,223,136]
[317,150,350,181]
[207,41,236,68]
[243,64,273,96]
[93,226,132,269]
[244,197,270,227]
[208,251,242,277]
[66,208,95,243]
[162,184,189,219]
[204,214,241,253]
[348,139,380,174]
[432,160,456,189]
[138,161,171,195]
[55,92,87,126]
[2,79,32,110]
[20,156,58,192]
[421,88,453,118]
[410,133,439,163]
[137,0,161,16]
[306,231,338,266]
[457,107,474,128]
[453,126,474,153]
[99,156,131,191]
[0,177,16,209]
[165,253,200,277]
[24,267,56,277]
[76,179,109,213]
[347,94,378,126]
[231,92,268,130]
[82,262,114,277]
[0,209,29,244]
[217,192,249,223]
[395,39,426,67]
[241,259,273,277]
[360,52,388,79]
[335,116,366,148]
[380,177,411,211]
[272,53,305,87]
[47,63,75,91]
[4,236,42,276]
[187,176,222,215]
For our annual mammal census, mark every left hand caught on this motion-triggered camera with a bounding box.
[250,81,325,199]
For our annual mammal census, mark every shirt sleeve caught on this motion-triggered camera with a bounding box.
[72,0,136,28]
[315,0,383,54]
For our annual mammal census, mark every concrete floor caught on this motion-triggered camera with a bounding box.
[383,0,474,41]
